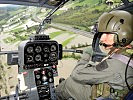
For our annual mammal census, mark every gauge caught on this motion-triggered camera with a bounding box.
[37,80,41,85]
[44,53,48,58]
[44,59,48,63]
[35,54,42,62]
[42,76,47,82]
[51,45,57,51]
[35,46,42,53]
[49,52,57,61]
[49,78,53,83]
[36,75,41,79]
[44,46,49,52]
[48,72,52,77]
[27,55,34,63]
[27,46,33,53]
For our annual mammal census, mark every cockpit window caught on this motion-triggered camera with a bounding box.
[0,0,132,98]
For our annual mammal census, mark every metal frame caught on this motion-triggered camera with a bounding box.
[114,1,133,11]
[0,0,57,9]
[36,0,69,34]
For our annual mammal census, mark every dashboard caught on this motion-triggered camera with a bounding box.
[22,40,62,69]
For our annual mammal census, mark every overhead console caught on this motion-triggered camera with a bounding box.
[0,0,65,9]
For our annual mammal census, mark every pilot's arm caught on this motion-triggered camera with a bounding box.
[70,48,127,85]
[56,47,131,100]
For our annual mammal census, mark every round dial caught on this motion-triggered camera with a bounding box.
[36,74,41,79]
[37,80,41,85]
[27,55,34,63]
[44,53,48,58]
[27,46,33,53]
[35,54,42,62]
[51,45,57,51]
[49,78,53,83]
[35,46,42,53]
[44,46,49,52]
[49,52,57,61]
[48,72,52,77]
[44,59,48,63]
[42,76,47,82]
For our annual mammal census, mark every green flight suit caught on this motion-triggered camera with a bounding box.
[56,47,133,100]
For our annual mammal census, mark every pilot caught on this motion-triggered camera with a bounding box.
[56,10,133,100]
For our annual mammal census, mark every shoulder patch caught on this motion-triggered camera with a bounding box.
[96,60,108,71]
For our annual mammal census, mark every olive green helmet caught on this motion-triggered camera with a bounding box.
[98,10,133,47]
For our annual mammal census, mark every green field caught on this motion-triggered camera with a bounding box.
[73,0,100,7]
[62,36,75,47]
[53,3,109,31]
[49,31,63,39]
[3,35,29,44]
[52,0,125,31]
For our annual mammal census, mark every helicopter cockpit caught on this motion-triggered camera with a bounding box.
[0,0,132,100]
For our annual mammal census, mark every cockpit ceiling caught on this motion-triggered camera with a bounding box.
[0,0,56,9]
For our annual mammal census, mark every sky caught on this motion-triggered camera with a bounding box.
[0,4,20,8]
[0,4,10,7]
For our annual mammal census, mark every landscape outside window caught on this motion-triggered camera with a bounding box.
[0,0,128,96]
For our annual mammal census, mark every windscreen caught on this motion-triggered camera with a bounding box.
[0,0,127,97]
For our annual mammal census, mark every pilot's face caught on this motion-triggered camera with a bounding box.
[100,34,115,50]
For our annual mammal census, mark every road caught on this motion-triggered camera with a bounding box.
[50,23,94,39]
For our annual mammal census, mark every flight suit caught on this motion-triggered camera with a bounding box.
[56,47,133,100]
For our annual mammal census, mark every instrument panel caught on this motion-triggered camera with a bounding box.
[23,41,62,69]
[34,68,56,100]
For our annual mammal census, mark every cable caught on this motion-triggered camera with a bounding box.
[36,0,69,34]
[125,54,133,91]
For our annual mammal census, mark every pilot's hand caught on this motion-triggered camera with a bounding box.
[80,47,93,62]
